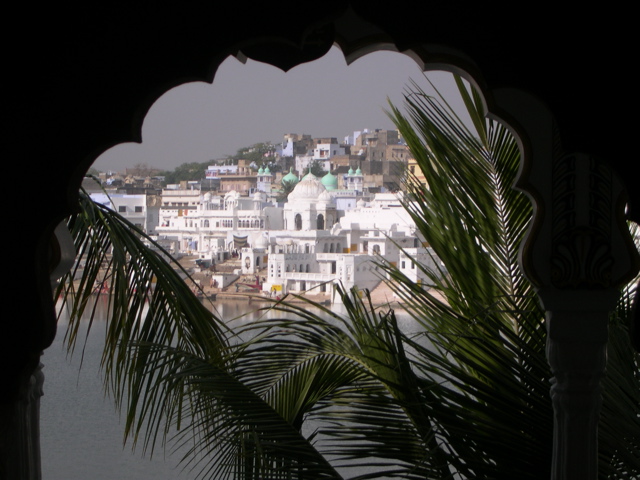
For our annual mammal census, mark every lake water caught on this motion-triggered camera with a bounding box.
[40,297,417,480]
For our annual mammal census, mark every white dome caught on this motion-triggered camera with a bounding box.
[318,189,334,205]
[288,173,327,201]
[224,190,239,200]
[254,234,269,248]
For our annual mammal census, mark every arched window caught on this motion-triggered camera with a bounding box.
[317,214,324,230]
[295,214,302,231]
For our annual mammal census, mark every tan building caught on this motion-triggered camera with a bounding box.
[218,159,258,195]
[405,156,428,190]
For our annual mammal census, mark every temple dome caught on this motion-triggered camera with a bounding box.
[320,171,338,191]
[282,167,299,186]
[288,173,326,201]
[318,189,334,205]
[254,234,269,249]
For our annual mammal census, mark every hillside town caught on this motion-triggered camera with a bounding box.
[87,128,438,304]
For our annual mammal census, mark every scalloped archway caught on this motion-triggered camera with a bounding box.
[4,4,640,480]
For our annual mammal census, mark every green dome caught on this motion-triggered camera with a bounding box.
[258,167,264,174]
[264,166,271,175]
[355,167,362,175]
[348,167,355,175]
[321,171,338,191]
[282,167,299,185]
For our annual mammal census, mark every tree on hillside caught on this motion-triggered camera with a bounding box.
[306,159,326,177]
[160,161,210,184]
[230,142,277,165]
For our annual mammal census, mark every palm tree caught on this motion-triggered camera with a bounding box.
[277,178,297,202]
[54,76,639,479]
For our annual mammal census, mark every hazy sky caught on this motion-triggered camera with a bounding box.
[93,47,464,172]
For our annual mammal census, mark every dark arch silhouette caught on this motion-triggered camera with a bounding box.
[5,5,640,479]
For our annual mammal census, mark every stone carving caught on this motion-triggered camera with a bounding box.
[550,153,615,289]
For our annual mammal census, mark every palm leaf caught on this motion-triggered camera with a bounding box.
[234,287,455,479]
[383,74,639,478]
[55,191,342,480]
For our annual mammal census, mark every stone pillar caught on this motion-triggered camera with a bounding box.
[493,89,640,479]
[1,221,76,479]
[542,291,616,479]
[1,361,45,480]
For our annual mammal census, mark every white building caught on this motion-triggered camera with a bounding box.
[157,189,283,257]
[295,139,346,174]
[90,192,160,235]
[256,166,274,194]
[262,175,435,302]
[283,173,338,231]
[155,170,439,303]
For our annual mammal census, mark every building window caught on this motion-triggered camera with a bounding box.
[118,206,126,213]
[135,206,143,213]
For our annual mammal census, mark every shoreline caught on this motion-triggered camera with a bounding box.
[205,289,406,311]
[178,254,406,309]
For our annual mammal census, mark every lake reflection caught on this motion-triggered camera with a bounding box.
[41,297,416,480]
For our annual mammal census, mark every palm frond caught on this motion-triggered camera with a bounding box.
[55,191,342,480]
[381,73,639,479]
